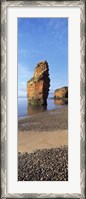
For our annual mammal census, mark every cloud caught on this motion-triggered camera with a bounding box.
[20,82,26,85]
[18,49,29,57]
[18,63,33,79]
[46,18,67,31]
[18,63,33,97]
[18,48,60,58]
[18,88,27,97]
[45,18,68,47]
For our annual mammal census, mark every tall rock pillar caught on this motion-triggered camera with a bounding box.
[27,61,50,105]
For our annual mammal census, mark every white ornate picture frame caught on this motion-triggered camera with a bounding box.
[1,0,85,198]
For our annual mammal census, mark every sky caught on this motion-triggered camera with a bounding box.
[18,18,68,97]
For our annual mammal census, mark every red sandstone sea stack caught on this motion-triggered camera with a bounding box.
[54,87,68,105]
[27,61,50,105]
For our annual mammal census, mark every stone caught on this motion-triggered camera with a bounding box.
[27,61,50,105]
[54,87,68,98]
[54,98,66,105]
[18,146,68,181]
[54,87,68,105]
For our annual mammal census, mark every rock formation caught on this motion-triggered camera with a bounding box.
[54,86,68,105]
[27,61,50,105]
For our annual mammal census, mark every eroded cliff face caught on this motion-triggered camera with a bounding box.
[54,87,68,105]
[27,61,50,105]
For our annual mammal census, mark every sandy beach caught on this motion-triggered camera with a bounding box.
[18,106,68,181]
[18,130,68,153]
[18,106,68,153]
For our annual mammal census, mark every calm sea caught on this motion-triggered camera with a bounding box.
[18,96,63,118]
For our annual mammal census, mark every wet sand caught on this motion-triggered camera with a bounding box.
[18,130,68,153]
[18,106,68,153]
[18,106,68,132]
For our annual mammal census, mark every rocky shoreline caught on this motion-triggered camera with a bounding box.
[18,146,68,181]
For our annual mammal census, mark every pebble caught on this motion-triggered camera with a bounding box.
[18,146,68,181]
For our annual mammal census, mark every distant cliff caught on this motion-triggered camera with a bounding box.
[54,86,68,105]
[27,61,50,105]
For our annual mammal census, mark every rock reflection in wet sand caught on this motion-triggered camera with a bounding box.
[27,103,47,115]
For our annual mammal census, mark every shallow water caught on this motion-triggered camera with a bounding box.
[18,97,64,117]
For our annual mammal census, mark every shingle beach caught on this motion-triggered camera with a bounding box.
[18,106,68,181]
